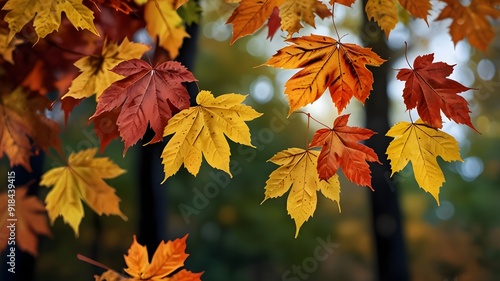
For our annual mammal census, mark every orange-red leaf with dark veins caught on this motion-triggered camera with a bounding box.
[309,114,379,189]
[90,59,197,154]
[396,53,477,131]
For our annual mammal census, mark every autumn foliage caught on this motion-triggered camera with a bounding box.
[0,0,497,272]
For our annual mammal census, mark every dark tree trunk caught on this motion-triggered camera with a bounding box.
[361,3,410,280]
[137,22,199,252]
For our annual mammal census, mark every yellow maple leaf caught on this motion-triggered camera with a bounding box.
[64,38,150,100]
[144,0,189,59]
[161,90,262,181]
[40,148,127,236]
[365,0,398,37]
[386,119,463,204]
[365,0,430,37]
[262,148,341,237]
[0,27,22,64]
[2,0,99,41]
[280,0,317,37]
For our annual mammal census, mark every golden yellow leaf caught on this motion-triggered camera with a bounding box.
[2,0,99,41]
[262,148,340,237]
[144,0,189,59]
[0,27,22,64]
[40,148,127,236]
[161,90,262,181]
[279,0,317,37]
[64,38,150,100]
[365,0,398,37]
[386,119,463,204]
[264,34,385,114]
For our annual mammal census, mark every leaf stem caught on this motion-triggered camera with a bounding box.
[403,41,413,69]
[44,39,93,58]
[296,111,332,129]
[331,3,341,41]
[76,254,112,271]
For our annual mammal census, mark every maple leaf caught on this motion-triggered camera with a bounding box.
[398,0,430,24]
[309,114,379,188]
[386,119,463,204]
[93,108,121,153]
[226,0,285,44]
[267,6,281,40]
[396,53,477,131]
[0,27,22,64]
[144,0,190,59]
[161,90,262,181]
[279,0,330,37]
[264,34,385,114]
[123,234,203,280]
[92,0,134,14]
[365,0,398,37]
[0,185,51,256]
[90,59,197,154]
[2,0,99,41]
[0,87,61,172]
[365,0,430,37]
[262,148,341,237]
[436,0,500,52]
[330,0,356,6]
[64,38,150,101]
[40,148,127,236]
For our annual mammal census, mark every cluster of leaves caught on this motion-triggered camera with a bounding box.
[91,234,203,281]
[0,0,261,270]
[0,0,497,268]
[226,0,497,235]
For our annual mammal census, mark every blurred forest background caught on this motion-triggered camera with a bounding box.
[1,1,500,281]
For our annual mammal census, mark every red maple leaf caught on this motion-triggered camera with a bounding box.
[396,53,477,131]
[309,114,379,189]
[266,7,281,40]
[90,59,197,153]
[92,108,120,153]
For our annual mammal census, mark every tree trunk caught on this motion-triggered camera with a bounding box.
[361,3,410,280]
[137,22,200,252]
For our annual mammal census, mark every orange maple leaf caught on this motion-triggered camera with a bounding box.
[436,0,500,52]
[0,185,51,256]
[396,53,477,131]
[264,34,385,114]
[0,87,61,172]
[227,0,285,44]
[123,235,203,280]
[90,59,197,154]
[309,114,380,189]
